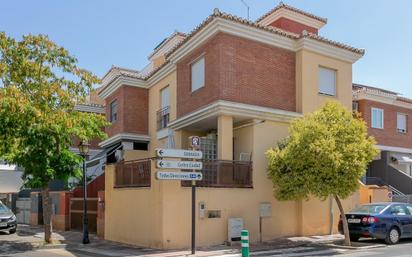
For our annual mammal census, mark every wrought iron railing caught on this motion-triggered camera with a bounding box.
[156,106,170,131]
[114,159,151,188]
[182,160,253,188]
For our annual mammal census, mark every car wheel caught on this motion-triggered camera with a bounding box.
[350,235,360,242]
[385,227,400,245]
[9,229,16,234]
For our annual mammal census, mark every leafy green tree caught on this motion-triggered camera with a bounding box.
[0,32,108,243]
[266,101,378,246]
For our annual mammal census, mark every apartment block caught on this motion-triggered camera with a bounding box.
[353,84,412,195]
[97,3,385,249]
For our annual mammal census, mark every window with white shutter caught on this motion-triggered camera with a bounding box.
[371,108,384,129]
[160,86,169,109]
[397,113,407,133]
[191,57,205,92]
[318,67,336,96]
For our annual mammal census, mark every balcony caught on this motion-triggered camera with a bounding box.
[114,159,151,188]
[157,106,170,131]
[182,160,253,188]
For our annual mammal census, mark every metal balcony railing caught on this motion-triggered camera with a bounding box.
[156,106,170,131]
[182,160,253,188]
[114,159,151,188]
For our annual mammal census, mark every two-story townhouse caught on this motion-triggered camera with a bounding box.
[97,3,378,249]
[353,84,412,195]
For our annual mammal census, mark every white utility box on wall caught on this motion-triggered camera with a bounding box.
[228,218,243,242]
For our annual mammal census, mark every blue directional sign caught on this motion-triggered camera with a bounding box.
[156,171,203,181]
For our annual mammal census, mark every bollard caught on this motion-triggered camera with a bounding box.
[241,230,249,257]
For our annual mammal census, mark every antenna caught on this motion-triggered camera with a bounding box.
[240,0,250,20]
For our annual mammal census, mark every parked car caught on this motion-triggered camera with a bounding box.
[0,201,17,234]
[339,202,412,244]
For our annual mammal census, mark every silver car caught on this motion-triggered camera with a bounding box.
[0,201,17,234]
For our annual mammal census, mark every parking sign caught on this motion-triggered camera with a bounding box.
[190,136,200,149]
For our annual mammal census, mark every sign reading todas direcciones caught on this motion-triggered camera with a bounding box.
[156,171,203,181]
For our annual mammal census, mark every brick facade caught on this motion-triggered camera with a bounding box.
[357,99,412,149]
[105,86,148,137]
[269,17,318,35]
[176,32,296,118]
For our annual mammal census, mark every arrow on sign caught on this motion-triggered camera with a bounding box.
[156,148,203,159]
[156,171,203,181]
[156,160,203,170]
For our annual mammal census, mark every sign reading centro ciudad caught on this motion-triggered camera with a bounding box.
[157,160,202,170]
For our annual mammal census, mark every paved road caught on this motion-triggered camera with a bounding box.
[3,227,412,257]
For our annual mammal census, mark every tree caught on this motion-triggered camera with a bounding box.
[266,101,378,246]
[0,32,108,243]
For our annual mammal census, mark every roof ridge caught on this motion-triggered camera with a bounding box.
[302,31,365,55]
[148,30,187,59]
[164,8,300,60]
[256,2,327,24]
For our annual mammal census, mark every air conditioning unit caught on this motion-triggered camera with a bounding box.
[398,128,407,133]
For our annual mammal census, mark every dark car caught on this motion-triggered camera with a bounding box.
[0,201,17,234]
[339,202,412,244]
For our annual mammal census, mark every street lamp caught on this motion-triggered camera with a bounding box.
[78,140,90,244]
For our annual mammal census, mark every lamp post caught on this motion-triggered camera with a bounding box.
[78,140,90,244]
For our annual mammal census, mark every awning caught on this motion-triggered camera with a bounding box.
[0,171,24,193]
[86,143,121,168]
[391,154,412,164]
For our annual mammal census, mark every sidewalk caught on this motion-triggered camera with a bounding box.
[10,225,383,257]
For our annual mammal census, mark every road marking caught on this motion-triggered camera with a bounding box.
[250,247,315,255]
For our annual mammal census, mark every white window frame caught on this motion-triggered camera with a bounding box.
[191,56,205,92]
[397,113,407,134]
[160,86,170,109]
[371,107,384,129]
[318,66,337,96]
[110,99,118,123]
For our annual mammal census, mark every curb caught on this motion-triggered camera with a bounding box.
[29,242,67,250]
[325,243,387,250]
[312,242,387,250]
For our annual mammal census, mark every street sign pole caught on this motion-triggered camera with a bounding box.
[191,179,196,255]
[189,137,200,255]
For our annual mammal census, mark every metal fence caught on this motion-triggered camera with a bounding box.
[392,195,412,204]
[182,160,253,188]
[114,159,151,188]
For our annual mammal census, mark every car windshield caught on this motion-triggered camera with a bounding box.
[351,204,387,214]
[0,203,10,214]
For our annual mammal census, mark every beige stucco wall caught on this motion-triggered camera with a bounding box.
[296,49,353,113]
[358,184,390,205]
[104,163,163,248]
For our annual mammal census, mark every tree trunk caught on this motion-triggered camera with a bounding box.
[334,195,351,246]
[42,186,52,243]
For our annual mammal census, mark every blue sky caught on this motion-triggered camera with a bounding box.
[1,0,411,97]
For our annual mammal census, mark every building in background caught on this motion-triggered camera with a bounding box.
[353,84,412,195]
[0,161,24,203]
